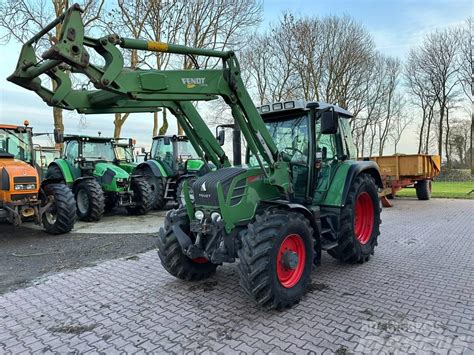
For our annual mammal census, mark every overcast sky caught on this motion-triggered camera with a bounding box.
[0,0,471,151]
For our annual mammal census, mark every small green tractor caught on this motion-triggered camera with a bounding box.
[8,4,383,309]
[45,135,152,221]
[135,135,210,209]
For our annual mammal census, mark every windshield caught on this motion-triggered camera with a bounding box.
[35,148,59,169]
[176,140,198,159]
[115,145,134,162]
[0,128,32,162]
[82,141,115,161]
[150,138,173,161]
[249,114,309,166]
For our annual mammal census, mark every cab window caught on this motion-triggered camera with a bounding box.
[65,141,78,162]
[316,121,336,160]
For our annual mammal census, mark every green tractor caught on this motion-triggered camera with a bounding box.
[113,138,137,174]
[45,135,152,221]
[8,4,383,309]
[135,135,211,209]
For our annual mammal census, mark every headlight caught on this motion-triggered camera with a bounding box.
[211,212,222,222]
[14,184,36,190]
[194,210,205,220]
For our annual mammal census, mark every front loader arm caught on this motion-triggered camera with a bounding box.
[7,3,291,193]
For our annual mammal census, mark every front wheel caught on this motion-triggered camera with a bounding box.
[328,173,381,263]
[157,208,217,280]
[75,179,105,222]
[127,177,153,215]
[41,183,77,235]
[238,210,314,310]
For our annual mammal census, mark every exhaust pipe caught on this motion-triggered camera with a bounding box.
[21,207,35,218]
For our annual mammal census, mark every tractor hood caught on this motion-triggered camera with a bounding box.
[94,162,130,179]
[0,159,39,192]
[118,161,137,174]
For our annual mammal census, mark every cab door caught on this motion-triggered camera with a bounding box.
[64,140,81,179]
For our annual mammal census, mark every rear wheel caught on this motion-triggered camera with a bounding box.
[41,183,77,234]
[238,210,314,310]
[75,179,105,222]
[157,208,217,280]
[328,173,381,263]
[415,179,432,200]
[127,177,152,215]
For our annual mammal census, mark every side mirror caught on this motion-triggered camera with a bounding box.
[53,128,64,144]
[144,152,149,161]
[217,129,225,146]
[320,110,338,134]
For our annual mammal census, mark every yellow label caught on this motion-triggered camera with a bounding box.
[147,41,169,52]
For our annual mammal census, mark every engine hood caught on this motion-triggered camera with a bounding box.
[0,159,38,177]
[94,162,129,179]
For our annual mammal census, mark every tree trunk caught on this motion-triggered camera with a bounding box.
[158,109,168,135]
[445,107,450,168]
[114,113,130,138]
[153,111,159,137]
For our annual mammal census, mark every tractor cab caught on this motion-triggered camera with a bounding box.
[251,100,357,204]
[34,145,60,179]
[0,124,34,165]
[149,135,201,176]
[113,138,137,174]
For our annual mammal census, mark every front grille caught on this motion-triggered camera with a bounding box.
[193,167,246,206]
[117,180,128,188]
[11,193,37,201]
[13,176,37,184]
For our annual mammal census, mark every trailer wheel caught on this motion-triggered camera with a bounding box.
[415,179,432,200]
[157,208,217,280]
[238,210,314,310]
[127,177,153,215]
[328,173,381,263]
[41,183,76,235]
[75,179,105,222]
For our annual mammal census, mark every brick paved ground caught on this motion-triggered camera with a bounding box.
[0,198,473,353]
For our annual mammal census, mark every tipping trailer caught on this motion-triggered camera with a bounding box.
[361,154,441,206]
[8,4,384,309]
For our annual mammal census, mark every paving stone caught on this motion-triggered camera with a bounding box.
[0,199,472,353]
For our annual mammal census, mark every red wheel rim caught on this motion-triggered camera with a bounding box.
[276,234,306,288]
[192,257,208,264]
[354,192,374,245]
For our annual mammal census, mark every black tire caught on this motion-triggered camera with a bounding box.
[328,173,381,263]
[127,177,153,215]
[238,210,314,310]
[176,177,196,207]
[45,165,64,182]
[143,171,166,210]
[75,179,105,222]
[41,183,77,235]
[157,208,217,281]
[415,180,431,200]
[104,193,118,212]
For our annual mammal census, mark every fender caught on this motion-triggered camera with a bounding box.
[263,199,322,265]
[341,161,383,206]
[136,160,168,178]
[50,160,74,184]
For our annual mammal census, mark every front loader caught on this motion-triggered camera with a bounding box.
[8,4,383,309]
[0,123,76,234]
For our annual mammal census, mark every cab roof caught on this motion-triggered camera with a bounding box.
[64,135,113,142]
[256,100,352,118]
[152,135,189,141]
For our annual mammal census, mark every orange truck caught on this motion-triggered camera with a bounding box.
[0,122,76,234]
[361,154,441,207]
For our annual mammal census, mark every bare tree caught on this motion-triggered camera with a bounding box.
[390,113,412,154]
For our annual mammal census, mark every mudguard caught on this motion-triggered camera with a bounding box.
[49,160,74,184]
[341,161,383,206]
[136,160,168,178]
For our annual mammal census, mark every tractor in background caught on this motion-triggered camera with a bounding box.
[135,135,212,209]
[113,138,137,174]
[0,122,76,234]
[46,135,152,221]
[34,145,60,179]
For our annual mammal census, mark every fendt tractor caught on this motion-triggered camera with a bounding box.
[136,135,211,209]
[46,135,152,221]
[0,122,76,234]
[8,4,383,309]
